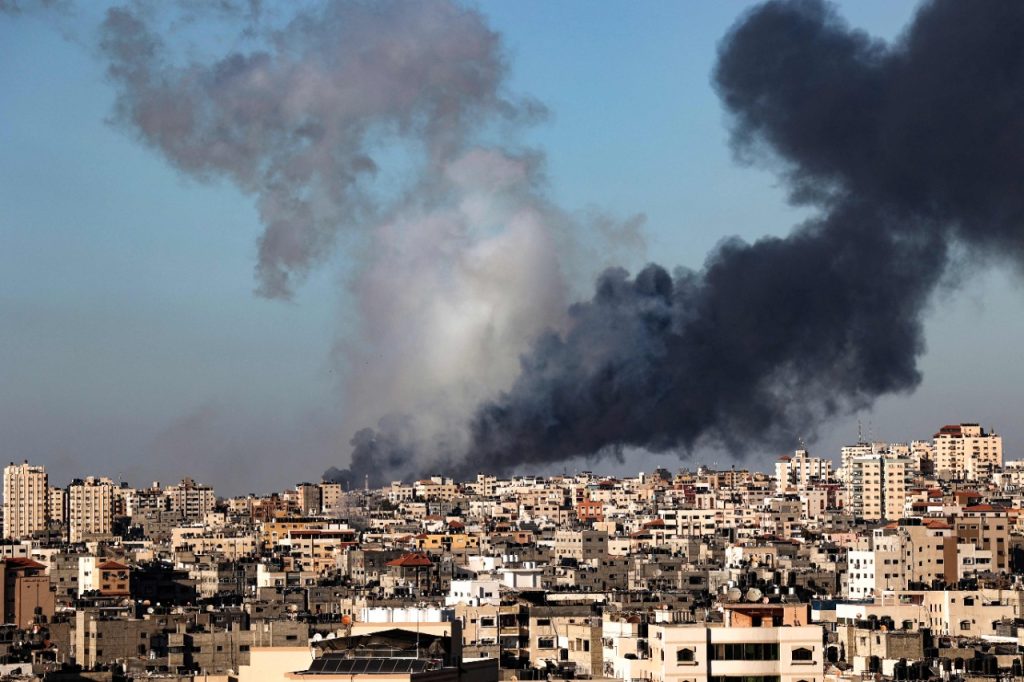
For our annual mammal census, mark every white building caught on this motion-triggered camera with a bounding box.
[446,578,500,606]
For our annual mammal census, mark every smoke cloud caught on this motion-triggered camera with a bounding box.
[91,1,644,487]
[21,0,1023,485]
[99,0,547,298]
[394,0,1024,481]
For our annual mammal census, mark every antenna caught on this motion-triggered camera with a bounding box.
[857,419,863,443]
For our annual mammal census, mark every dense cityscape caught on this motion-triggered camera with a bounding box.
[0,422,1017,680]
[7,0,1024,681]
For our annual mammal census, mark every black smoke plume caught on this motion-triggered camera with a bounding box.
[341,0,1024,484]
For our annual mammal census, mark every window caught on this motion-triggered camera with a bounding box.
[792,647,813,662]
[538,637,555,649]
[712,644,779,661]
[481,617,496,628]
[677,648,695,664]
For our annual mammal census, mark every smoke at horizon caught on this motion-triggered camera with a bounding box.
[334,0,1024,485]
[9,1,1024,488]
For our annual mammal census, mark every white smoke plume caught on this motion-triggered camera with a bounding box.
[91,0,639,483]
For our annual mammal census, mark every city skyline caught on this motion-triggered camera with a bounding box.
[4,1,1024,496]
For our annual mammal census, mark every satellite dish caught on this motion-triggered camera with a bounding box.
[746,588,763,602]
[312,633,323,642]
[727,588,743,602]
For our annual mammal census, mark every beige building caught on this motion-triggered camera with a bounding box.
[48,485,67,532]
[164,478,216,521]
[295,483,321,515]
[320,482,344,514]
[845,456,910,521]
[774,449,833,491]
[955,504,1011,572]
[934,423,1002,479]
[68,477,114,543]
[553,529,608,565]
[2,462,48,540]
[641,605,823,682]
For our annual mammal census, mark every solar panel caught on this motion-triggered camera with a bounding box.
[304,656,439,675]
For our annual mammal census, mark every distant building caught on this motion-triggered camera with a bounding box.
[296,482,322,515]
[68,477,115,543]
[845,455,911,521]
[164,478,216,521]
[774,449,833,490]
[934,423,1002,479]
[2,462,48,540]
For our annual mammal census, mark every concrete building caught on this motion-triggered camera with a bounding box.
[3,462,48,540]
[68,477,114,543]
[48,486,67,534]
[296,483,322,515]
[0,558,54,628]
[642,604,823,682]
[774,450,833,491]
[955,504,1011,573]
[319,482,344,514]
[164,478,216,521]
[553,529,608,565]
[845,456,910,521]
[934,423,1002,479]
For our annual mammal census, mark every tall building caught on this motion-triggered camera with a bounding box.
[296,482,322,515]
[3,462,49,540]
[934,423,1002,479]
[163,478,216,521]
[319,482,344,514]
[845,455,911,521]
[774,449,833,490]
[68,477,114,543]
[48,486,68,535]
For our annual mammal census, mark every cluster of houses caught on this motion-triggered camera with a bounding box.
[0,423,1022,682]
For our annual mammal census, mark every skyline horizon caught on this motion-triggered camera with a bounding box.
[10,416,1006,497]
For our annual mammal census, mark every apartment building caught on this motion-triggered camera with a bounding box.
[319,482,344,514]
[845,455,910,521]
[164,478,216,521]
[553,529,608,565]
[774,450,833,491]
[295,483,322,515]
[934,423,1002,479]
[2,462,48,540]
[954,504,1011,572]
[68,477,114,543]
[643,604,823,682]
[48,485,67,532]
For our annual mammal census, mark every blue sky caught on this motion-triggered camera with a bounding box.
[2,1,1021,494]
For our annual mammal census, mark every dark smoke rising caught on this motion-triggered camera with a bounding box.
[339,0,1024,484]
